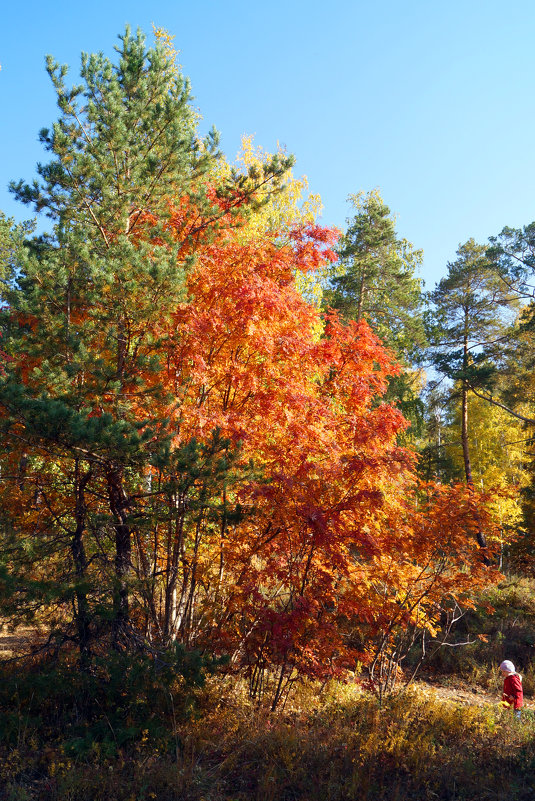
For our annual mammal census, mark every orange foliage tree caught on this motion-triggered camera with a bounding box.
[120,212,499,706]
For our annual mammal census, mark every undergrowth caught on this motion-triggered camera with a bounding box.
[2,674,535,801]
[422,574,535,693]
[3,576,535,800]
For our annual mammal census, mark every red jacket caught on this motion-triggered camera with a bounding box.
[502,673,523,710]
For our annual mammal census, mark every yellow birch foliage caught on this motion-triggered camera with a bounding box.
[152,25,181,74]
[214,135,329,305]
[448,393,530,533]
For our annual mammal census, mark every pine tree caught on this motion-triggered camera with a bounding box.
[0,27,292,654]
[325,190,425,359]
[324,190,426,436]
[428,239,518,547]
[486,224,535,549]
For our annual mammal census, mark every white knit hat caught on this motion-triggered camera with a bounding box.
[500,660,515,673]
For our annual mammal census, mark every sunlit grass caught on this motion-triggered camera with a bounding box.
[4,576,535,799]
[3,673,535,800]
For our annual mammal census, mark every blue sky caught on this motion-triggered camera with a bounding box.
[1,0,535,287]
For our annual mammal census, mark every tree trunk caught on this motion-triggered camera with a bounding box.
[72,459,92,667]
[356,266,366,321]
[107,465,132,647]
[461,381,473,487]
[461,336,487,548]
[461,333,487,550]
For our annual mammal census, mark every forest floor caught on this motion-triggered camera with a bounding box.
[415,677,516,708]
[3,627,535,801]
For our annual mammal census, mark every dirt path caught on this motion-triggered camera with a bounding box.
[415,680,533,710]
[0,626,43,658]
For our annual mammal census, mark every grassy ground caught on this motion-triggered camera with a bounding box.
[2,676,535,801]
[3,575,535,801]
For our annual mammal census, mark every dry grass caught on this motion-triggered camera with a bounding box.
[4,576,535,800]
[3,675,535,801]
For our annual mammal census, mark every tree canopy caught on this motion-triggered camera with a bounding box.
[0,27,509,711]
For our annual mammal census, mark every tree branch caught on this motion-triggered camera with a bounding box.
[468,384,535,426]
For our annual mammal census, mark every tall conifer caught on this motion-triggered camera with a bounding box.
[428,239,517,547]
[325,190,426,435]
[0,28,291,653]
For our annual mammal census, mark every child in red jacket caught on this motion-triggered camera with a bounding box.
[500,660,523,718]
